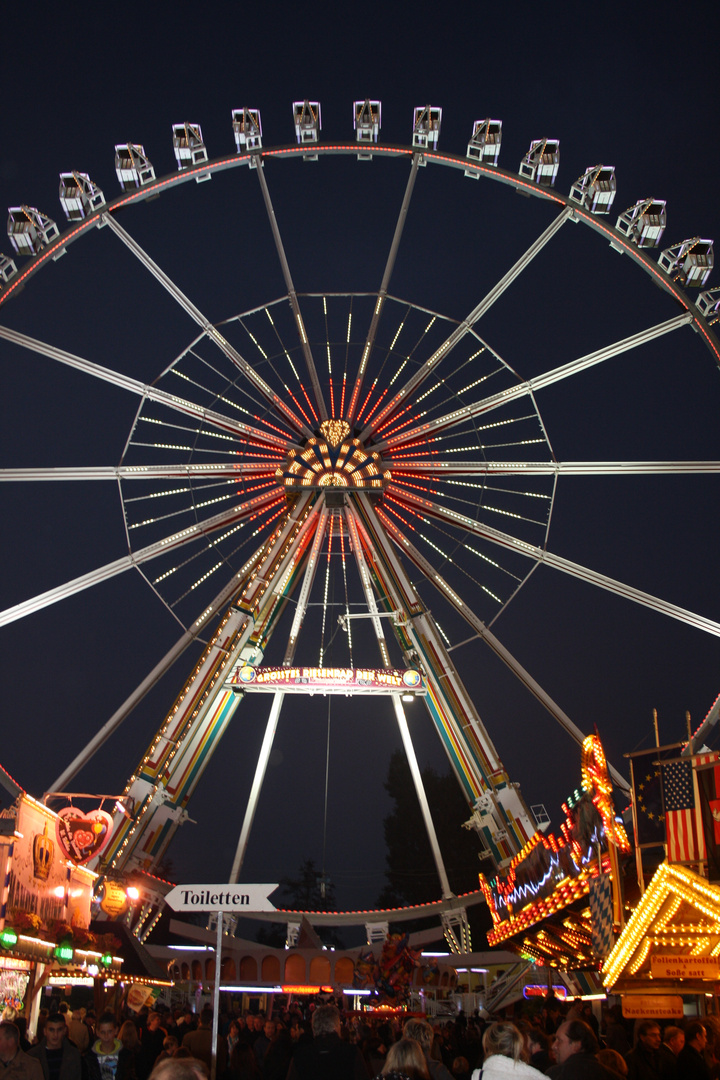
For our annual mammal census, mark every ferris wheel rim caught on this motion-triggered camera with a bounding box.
[2,142,718,367]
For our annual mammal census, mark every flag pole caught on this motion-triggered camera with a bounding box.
[629,755,645,897]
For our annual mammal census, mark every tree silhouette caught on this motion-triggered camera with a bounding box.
[255,857,344,948]
[377,749,493,941]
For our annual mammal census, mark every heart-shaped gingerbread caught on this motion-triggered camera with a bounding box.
[55,808,113,864]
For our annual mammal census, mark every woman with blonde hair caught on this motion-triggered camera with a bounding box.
[376,1037,430,1079]
[471,1023,546,1080]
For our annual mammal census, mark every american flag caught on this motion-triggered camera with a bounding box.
[662,760,700,862]
[694,751,720,875]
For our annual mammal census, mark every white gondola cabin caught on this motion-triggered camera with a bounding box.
[353,99,381,160]
[658,238,713,288]
[0,253,17,284]
[696,287,720,324]
[519,139,560,186]
[59,172,105,221]
[172,123,209,178]
[232,109,263,154]
[615,199,667,248]
[465,119,502,174]
[293,101,321,160]
[7,206,59,255]
[569,165,616,214]
[114,144,155,191]
[412,105,442,157]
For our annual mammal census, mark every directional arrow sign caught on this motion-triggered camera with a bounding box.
[165,884,279,913]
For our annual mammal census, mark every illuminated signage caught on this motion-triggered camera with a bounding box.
[229,666,425,696]
[622,996,684,1018]
[650,955,720,980]
[523,984,567,1000]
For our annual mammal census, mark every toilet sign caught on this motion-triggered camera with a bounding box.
[165,883,278,912]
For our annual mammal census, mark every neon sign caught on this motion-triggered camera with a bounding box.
[229,666,425,695]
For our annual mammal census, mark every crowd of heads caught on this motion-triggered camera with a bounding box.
[1,994,720,1080]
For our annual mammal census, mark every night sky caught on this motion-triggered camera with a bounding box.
[1,2,720,920]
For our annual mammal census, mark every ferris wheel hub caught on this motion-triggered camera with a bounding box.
[276,420,392,496]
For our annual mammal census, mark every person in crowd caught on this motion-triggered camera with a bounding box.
[181,1009,224,1075]
[0,1021,44,1080]
[84,1015,97,1047]
[154,1039,178,1067]
[625,1022,662,1080]
[604,1011,632,1058]
[1,1010,30,1054]
[88,1013,123,1080]
[260,1025,291,1080]
[29,1013,83,1080]
[596,1051,628,1078]
[226,1022,241,1058]
[147,1059,206,1080]
[376,1037,429,1079]
[451,1056,471,1080]
[551,1020,617,1080]
[701,1019,720,1080]
[403,1021,452,1080]
[117,1021,149,1080]
[582,1011,600,1042]
[286,1004,370,1079]
[227,1042,260,1079]
[142,1016,166,1073]
[677,1024,710,1080]
[526,1030,551,1073]
[470,1023,545,1080]
[252,1022,275,1069]
[66,1013,88,1055]
[658,1029,685,1080]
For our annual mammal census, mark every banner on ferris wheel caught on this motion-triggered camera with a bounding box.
[227,665,426,696]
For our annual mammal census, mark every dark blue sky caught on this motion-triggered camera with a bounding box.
[1,1,719,916]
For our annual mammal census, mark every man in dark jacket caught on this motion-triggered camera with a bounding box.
[286,1005,369,1080]
[28,1015,83,1080]
[551,1020,617,1080]
[676,1023,710,1080]
[0,1022,44,1080]
[625,1021,662,1080]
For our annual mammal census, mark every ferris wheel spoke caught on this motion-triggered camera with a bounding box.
[0,324,294,452]
[254,166,327,422]
[0,488,284,628]
[0,463,281,483]
[346,155,421,424]
[47,538,267,794]
[386,460,720,476]
[390,487,720,637]
[360,206,573,440]
[102,212,312,437]
[376,312,694,453]
[376,505,629,790]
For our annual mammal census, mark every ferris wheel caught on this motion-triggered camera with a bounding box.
[1,102,719,943]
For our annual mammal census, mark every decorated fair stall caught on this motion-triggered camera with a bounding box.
[603,861,720,1008]
[0,775,123,1027]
